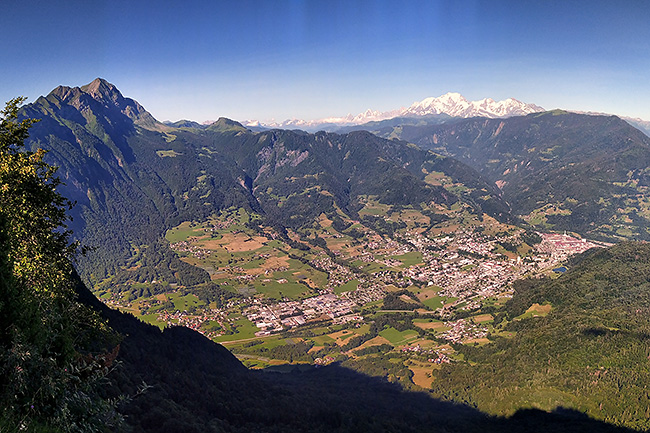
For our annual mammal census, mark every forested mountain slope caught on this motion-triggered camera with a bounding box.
[370,111,650,241]
[430,241,650,430]
[21,80,257,285]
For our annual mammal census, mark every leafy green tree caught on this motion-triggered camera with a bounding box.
[0,98,122,432]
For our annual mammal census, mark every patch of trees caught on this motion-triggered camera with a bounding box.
[382,290,425,311]
[308,234,327,249]
[370,313,418,334]
[245,341,314,363]
[340,334,372,352]
[281,232,311,251]
[497,241,518,253]
[421,209,451,227]
[360,214,407,237]
[341,354,414,387]
[354,344,393,356]
[520,230,542,246]
[331,215,352,232]
[192,283,239,308]
[346,227,365,239]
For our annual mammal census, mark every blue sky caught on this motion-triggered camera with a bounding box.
[2,0,649,122]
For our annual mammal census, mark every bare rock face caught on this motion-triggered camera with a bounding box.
[42,78,161,130]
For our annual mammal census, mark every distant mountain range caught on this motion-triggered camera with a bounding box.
[241,93,650,140]
[244,93,545,132]
[402,92,544,118]
[573,112,650,138]
[626,117,650,136]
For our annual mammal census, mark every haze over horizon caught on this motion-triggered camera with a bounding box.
[2,0,649,123]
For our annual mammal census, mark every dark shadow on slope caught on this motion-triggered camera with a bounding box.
[582,327,650,341]
[76,283,638,433]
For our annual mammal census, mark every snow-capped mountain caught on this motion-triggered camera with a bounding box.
[244,93,544,132]
[247,109,401,131]
[403,92,544,118]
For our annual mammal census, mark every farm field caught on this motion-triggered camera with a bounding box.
[378,327,419,346]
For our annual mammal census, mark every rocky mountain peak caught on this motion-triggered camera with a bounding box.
[80,78,124,104]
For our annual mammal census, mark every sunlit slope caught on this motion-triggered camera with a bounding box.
[374,111,650,241]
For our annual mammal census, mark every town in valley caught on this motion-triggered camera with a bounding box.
[98,201,606,386]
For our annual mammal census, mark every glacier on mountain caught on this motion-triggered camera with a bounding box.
[246,92,544,131]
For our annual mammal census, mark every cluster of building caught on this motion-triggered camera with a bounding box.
[202,225,599,340]
[310,253,357,290]
[245,294,360,336]
[429,353,452,364]
[400,345,452,364]
[397,231,531,310]
[440,318,489,343]
[314,356,336,365]
[383,228,602,316]
[156,308,226,338]
[536,232,605,263]
[340,284,385,305]
[170,240,211,259]
[208,217,239,231]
